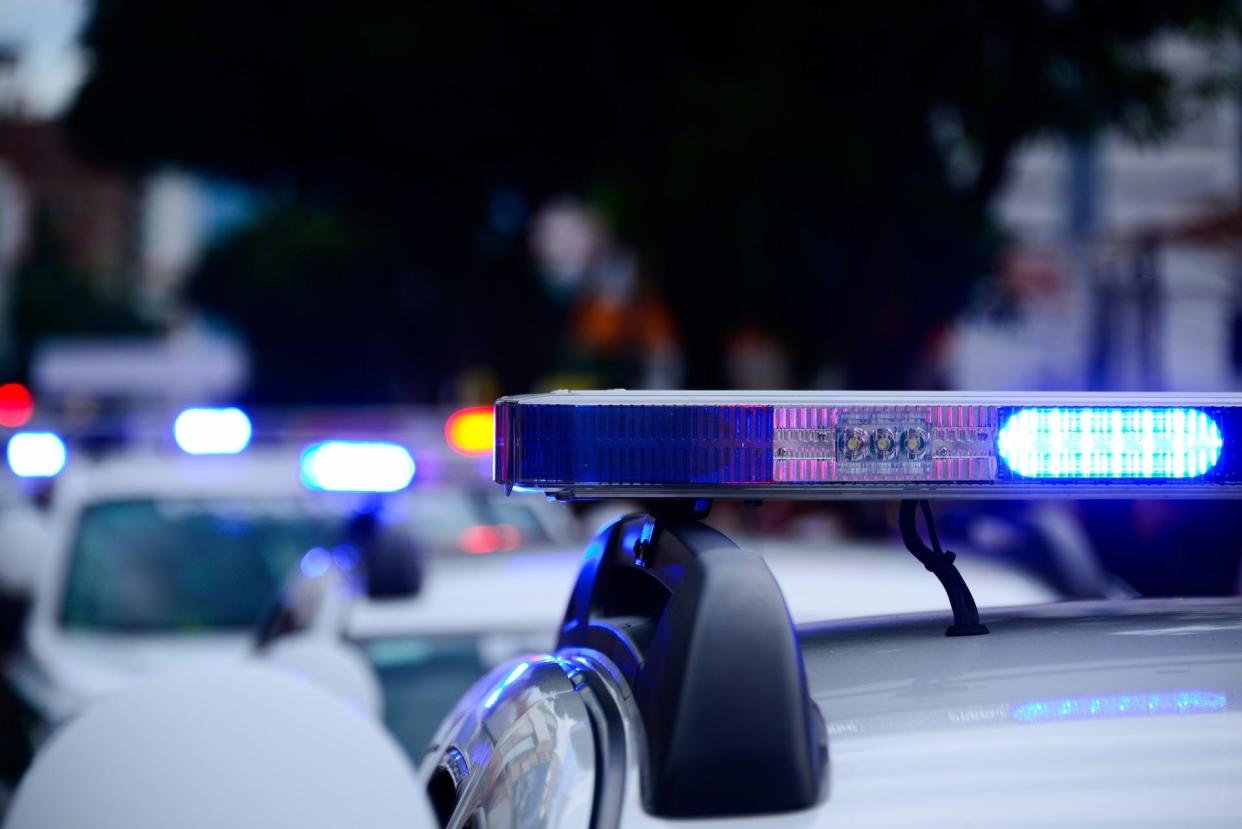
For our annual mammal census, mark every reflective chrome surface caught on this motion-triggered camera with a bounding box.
[421,656,597,829]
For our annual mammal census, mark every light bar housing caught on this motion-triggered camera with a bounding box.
[494,391,1242,500]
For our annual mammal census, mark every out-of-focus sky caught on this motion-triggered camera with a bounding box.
[0,0,86,117]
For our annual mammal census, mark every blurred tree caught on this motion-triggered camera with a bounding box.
[10,212,149,378]
[66,1,1242,398]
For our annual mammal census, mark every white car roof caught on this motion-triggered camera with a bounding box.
[47,451,576,543]
[792,598,1242,828]
[348,550,580,638]
[345,540,1058,640]
[52,450,309,503]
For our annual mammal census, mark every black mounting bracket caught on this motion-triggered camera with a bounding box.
[898,500,989,637]
[558,509,826,818]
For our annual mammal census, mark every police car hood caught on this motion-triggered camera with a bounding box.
[798,598,1242,828]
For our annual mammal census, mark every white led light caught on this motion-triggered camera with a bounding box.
[174,407,252,455]
[7,432,67,477]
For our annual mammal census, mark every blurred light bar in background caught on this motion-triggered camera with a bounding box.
[300,441,415,492]
[7,432,67,477]
[174,407,252,455]
[0,383,35,428]
[458,523,520,554]
[446,406,495,456]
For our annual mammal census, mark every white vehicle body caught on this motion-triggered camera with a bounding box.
[413,503,1235,829]
[342,530,1057,760]
[425,595,1242,829]
[348,538,1057,641]
[5,450,572,727]
[11,452,310,725]
[5,445,1060,771]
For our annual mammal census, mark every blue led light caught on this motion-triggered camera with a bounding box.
[483,661,531,709]
[997,407,1223,479]
[300,441,415,492]
[332,544,360,571]
[6,432,67,478]
[174,407,252,455]
[496,403,775,487]
[1012,691,1227,723]
[300,547,332,579]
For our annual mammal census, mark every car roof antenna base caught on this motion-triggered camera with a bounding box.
[899,500,989,637]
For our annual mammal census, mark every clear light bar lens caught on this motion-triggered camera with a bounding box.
[300,440,415,492]
[174,407,253,455]
[773,405,997,483]
[7,432,67,478]
[997,407,1222,479]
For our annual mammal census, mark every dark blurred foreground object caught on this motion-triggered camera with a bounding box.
[347,507,424,600]
[65,2,1242,396]
[0,508,51,803]
[0,590,34,808]
[253,506,423,649]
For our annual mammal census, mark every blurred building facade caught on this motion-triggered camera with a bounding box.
[951,37,1242,393]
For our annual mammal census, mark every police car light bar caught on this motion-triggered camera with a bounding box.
[6,431,67,478]
[300,440,416,493]
[494,391,1242,499]
[174,407,252,455]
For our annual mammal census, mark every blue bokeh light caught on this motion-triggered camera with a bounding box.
[300,441,415,492]
[299,547,332,579]
[997,407,1223,479]
[483,662,531,709]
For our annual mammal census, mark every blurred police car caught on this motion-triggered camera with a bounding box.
[1,408,571,733]
[417,391,1242,828]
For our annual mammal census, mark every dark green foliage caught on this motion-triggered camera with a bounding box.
[9,213,150,378]
[65,1,1242,399]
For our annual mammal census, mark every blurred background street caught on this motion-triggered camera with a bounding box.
[3,0,1242,813]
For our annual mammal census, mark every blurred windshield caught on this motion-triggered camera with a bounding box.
[60,499,340,632]
[57,491,557,633]
[401,491,552,555]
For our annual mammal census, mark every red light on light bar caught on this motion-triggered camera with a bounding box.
[0,384,34,428]
[446,406,495,456]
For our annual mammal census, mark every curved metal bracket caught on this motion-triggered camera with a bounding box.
[559,512,826,817]
[899,500,989,637]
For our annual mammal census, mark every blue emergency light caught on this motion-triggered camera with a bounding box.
[493,391,1242,499]
[300,440,415,493]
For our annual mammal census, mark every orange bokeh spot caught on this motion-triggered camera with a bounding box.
[445,406,494,456]
[0,383,34,428]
